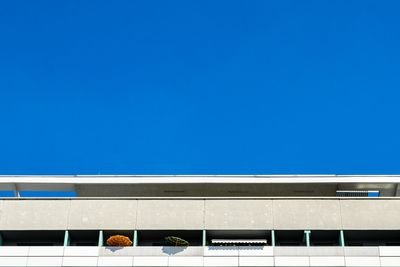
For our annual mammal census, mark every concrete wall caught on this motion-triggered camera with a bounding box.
[1,199,400,230]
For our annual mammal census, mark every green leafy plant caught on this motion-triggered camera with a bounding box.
[165,236,189,246]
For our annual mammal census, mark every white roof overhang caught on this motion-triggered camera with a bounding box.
[0,175,399,196]
[1,175,400,185]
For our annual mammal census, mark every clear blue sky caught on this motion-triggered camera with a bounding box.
[0,1,399,175]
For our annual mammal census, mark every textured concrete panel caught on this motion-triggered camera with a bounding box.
[0,200,69,230]
[273,199,341,229]
[136,200,204,229]
[0,201,3,228]
[68,200,137,229]
[205,200,272,229]
[341,200,400,229]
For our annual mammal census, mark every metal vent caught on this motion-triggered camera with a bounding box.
[336,190,380,197]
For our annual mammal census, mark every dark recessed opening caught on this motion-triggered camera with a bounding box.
[310,230,340,246]
[0,230,64,246]
[137,230,202,246]
[275,230,306,246]
[345,230,400,246]
[69,230,98,246]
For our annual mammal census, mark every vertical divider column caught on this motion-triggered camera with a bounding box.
[271,230,275,246]
[133,230,138,246]
[98,230,104,247]
[304,230,311,247]
[63,230,70,246]
[202,230,206,246]
[339,230,345,247]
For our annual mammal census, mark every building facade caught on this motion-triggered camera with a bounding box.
[0,175,400,267]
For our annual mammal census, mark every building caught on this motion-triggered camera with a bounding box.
[0,175,400,267]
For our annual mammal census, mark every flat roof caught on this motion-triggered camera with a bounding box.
[1,175,400,197]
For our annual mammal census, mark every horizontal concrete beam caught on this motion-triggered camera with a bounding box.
[1,199,400,230]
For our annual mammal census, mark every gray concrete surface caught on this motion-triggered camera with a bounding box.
[136,200,205,229]
[205,200,273,229]
[272,200,342,229]
[1,199,400,230]
[0,200,70,230]
[341,200,400,229]
[68,200,138,230]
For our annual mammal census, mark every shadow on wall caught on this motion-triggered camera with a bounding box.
[105,246,125,253]
[162,246,186,255]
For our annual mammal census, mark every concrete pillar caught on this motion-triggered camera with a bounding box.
[133,230,138,246]
[304,230,311,247]
[63,230,70,246]
[12,184,20,198]
[98,230,104,247]
[339,230,345,247]
[271,230,275,246]
[202,230,206,246]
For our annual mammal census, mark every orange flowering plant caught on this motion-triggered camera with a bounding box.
[106,235,133,246]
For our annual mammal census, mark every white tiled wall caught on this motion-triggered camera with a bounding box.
[380,257,400,267]
[62,256,98,266]
[309,256,345,266]
[27,256,63,267]
[98,256,133,267]
[0,246,400,266]
[133,256,169,266]
[168,256,203,267]
[274,256,309,266]
[203,256,238,266]
[239,256,274,266]
[0,256,28,267]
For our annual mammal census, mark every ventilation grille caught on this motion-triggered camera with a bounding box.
[336,190,380,197]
